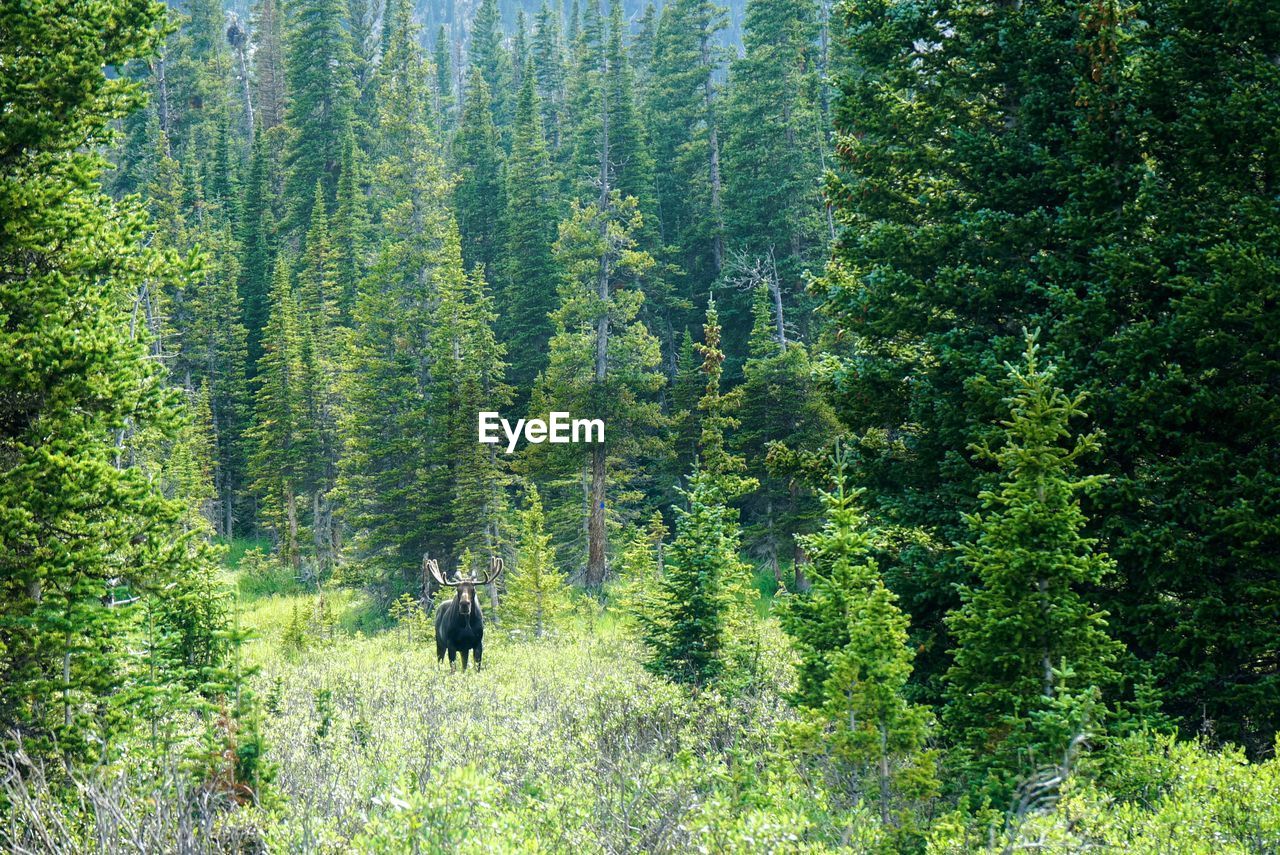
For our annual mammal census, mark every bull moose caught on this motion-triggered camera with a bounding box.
[428,557,503,671]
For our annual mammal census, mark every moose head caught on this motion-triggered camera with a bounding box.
[427,556,502,616]
[427,556,503,671]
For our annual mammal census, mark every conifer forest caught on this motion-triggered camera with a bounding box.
[3,0,1280,849]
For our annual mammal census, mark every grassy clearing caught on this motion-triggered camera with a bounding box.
[228,585,829,853]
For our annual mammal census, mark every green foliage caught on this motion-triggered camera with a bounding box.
[822,0,1280,752]
[337,1,476,589]
[501,62,562,397]
[0,0,240,767]
[737,285,842,578]
[611,511,668,632]
[247,253,309,567]
[453,76,507,283]
[943,339,1126,798]
[928,734,1280,854]
[530,194,666,583]
[503,485,574,637]
[778,446,937,828]
[281,0,357,229]
[354,767,541,853]
[388,593,430,644]
[721,0,828,325]
[642,300,759,689]
[646,0,727,294]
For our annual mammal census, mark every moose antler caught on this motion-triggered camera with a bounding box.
[426,558,453,587]
[478,556,504,585]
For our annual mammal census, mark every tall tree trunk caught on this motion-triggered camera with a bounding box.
[585,50,612,590]
[233,32,255,139]
[586,439,608,587]
[285,483,299,568]
[768,251,787,348]
[701,34,724,272]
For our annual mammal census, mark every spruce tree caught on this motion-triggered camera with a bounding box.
[467,0,514,133]
[251,0,288,131]
[453,76,508,286]
[431,263,513,561]
[721,0,826,337]
[281,0,358,229]
[332,130,369,322]
[778,447,936,824]
[647,0,727,292]
[642,300,755,688]
[433,26,457,132]
[533,195,667,587]
[501,63,562,398]
[238,132,277,374]
[737,285,841,580]
[503,485,574,637]
[531,3,567,152]
[338,0,468,588]
[943,340,1125,797]
[296,182,344,576]
[0,0,234,764]
[248,254,310,567]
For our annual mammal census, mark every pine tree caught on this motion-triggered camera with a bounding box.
[642,301,755,688]
[531,3,567,152]
[501,63,562,398]
[338,0,467,588]
[433,26,457,132]
[533,194,666,587]
[503,485,574,637]
[0,0,234,764]
[182,217,252,538]
[467,0,514,133]
[640,469,747,687]
[248,254,310,567]
[453,76,507,285]
[646,0,727,293]
[737,285,841,579]
[296,181,344,576]
[943,339,1125,797]
[238,132,277,374]
[778,447,936,824]
[281,0,358,229]
[721,0,826,337]
[332,130,369,322]
[252,0,288,131]
[431,263,513,561]
[668,328,702,479]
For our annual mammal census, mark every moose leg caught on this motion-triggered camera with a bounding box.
[473,642,482,670]
[436,639,445,667]
[460,649,470,672]
[447,648,457,672]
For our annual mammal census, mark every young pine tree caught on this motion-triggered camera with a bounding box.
[642,300,755,688]
[943,337,1125,798]
[778,447,936,826]
[248,254,310,567]
[503,485,574,638]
